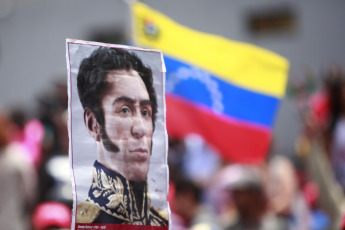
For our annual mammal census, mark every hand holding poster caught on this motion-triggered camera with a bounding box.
[66,39,169,230]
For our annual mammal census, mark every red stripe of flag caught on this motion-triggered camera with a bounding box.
[166,95,271,163]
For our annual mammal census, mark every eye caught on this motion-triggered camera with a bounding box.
[121,106,130,114]
[142,109,151,117]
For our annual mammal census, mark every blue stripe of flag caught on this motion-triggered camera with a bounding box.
[164,56,280,127]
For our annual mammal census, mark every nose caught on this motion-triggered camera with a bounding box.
[131,116,146,139]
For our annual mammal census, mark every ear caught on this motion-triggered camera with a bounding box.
[84,108,100,141]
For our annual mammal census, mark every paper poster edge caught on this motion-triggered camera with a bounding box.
[66,38,163,55]
[66,40,77,230]
[159,52,171,230]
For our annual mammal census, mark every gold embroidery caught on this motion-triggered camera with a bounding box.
[107,193,122,209]
[87,162,168,226]
[91,169,130,218]
[93,190,101,198]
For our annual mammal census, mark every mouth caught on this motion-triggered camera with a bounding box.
[129,148,149,161]
[131,148,148,153]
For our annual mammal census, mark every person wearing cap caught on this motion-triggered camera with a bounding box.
[223,164,283,230]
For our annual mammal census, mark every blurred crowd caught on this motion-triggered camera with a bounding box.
[0,65,345,230]
[168,137,329,230]
[0,81,71,230]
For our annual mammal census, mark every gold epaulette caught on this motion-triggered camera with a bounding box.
[76,201,101,223]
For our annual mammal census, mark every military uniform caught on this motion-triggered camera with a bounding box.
[77,161,168,226]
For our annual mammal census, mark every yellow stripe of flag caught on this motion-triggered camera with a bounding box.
[131,2,289,98]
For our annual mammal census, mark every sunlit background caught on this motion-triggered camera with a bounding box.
[1,1,345,230]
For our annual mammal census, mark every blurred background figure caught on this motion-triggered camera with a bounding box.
[168,134,224,230]
[36,81,72,207]
[267,156,311,230]
[171,178,221,230]
[10,108,45,169]
[324,67,345,193]
[180,134,221,186]
[221,164,282,230]
[302,181,330,230]
[0,109,37,230]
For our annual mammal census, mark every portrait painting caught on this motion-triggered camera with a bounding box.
[66,39,169,230]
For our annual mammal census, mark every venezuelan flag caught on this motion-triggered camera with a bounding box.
[131,2,289,163]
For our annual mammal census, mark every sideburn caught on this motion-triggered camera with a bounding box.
[100,124,120,153]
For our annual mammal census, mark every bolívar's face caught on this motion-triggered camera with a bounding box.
[98,69,153,181]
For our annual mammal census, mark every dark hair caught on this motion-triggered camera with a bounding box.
[174,179,202,203]
[77,47,158,127]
